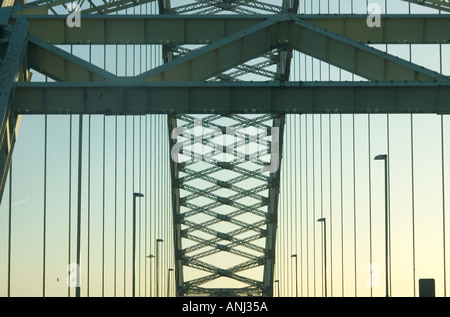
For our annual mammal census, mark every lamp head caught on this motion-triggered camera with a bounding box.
[317,218,326,222]
[374,154,387,160]
[134,192,144,198]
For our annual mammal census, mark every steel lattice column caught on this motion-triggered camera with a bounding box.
[169,114,284,297]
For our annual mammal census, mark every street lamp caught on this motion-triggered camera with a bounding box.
[374,154,389,297]
[147,254,155,297]
[317,218,327,297]
[167,268,174,297]
[375,154,389,297]
[132,192,144,297]
[274,280,280,297]
[156,238,164,297]
[291,254,298,297]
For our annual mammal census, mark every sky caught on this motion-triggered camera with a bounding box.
[1,0,450,297]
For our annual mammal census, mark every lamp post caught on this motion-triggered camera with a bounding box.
[317,218,327,297]
[147,254,155,296]
[291,254,298,297]
[156,238,164,297]
[132,192,144,297]
[167,268,174,297]
[374,154,389,298]
[274,280,280,297]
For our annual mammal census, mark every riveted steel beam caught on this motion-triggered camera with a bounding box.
[22,14,450,45]
[289,17,447,82]
[137,16,285,81]
[27,35,113,82]
[13,81,450,115]
[0,17,28,204]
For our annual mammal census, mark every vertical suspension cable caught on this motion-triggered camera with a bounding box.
[67,46,73,298]
[68,115,72,298]
[368,114,373,298]
[164,115,169,297]
[155,116,159,297]
[387,114,392,296]
[305,114,309,296]
[440,42,447,297]
[7,162,12,297]
[289,115,294,297]
[149,115,156,297]
[282,134,286,297]
[102,115,106,297]
[144,2,149,295]
[87,115,91,297]
[353,114,357,296]
[114,116,118,297]
[329,114,333,297]
[114,15,119,297]
[294,114,299,297]
[300,114,303,297]
[411,114,416,297]
[148,115,155,297]
[139,116,142,297]
[163,116,167,298]
[75,115,83,298]
[284,124,288,296]
[132,115,135,297]
[320,114,324,297]
[312,115,316,297]
[145,115,148,297]
[158,116,162,297]
[87,43,92,296]
[43,115,48,297]
[101,41,107,297]
[405,9,416,296]
[340,114,344,297]
[442,114,447,297]
[124,116,127,296]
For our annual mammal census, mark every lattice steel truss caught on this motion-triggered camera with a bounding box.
[162,1,291,297]
[169,113,284,297]
[403,0,450,12]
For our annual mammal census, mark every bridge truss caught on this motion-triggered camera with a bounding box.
[1,0,450,297]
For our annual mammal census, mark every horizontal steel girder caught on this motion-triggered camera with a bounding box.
[136,15,446,82]
[12,0,158,15]
[23,14,450,45]
[12,81,450,115]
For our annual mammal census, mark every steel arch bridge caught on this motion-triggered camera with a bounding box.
[1,0,450,297]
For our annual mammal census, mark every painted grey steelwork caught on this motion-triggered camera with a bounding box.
[13,81,450,115]
[163,0,292,297]
[169,113,284,296]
